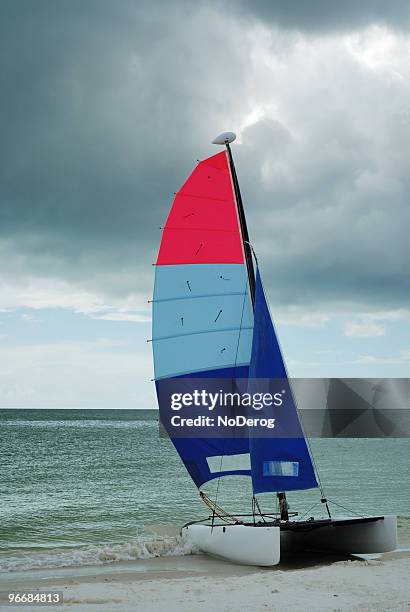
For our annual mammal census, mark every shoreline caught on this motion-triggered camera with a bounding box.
[0,549,409,611]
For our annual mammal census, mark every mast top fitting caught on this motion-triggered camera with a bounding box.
[212,132,236,145]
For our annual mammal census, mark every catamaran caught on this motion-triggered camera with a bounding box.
[151,132,397,566]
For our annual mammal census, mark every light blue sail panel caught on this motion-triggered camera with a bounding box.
[153,263,255,487]
[153,328,253,379]
[249,269,318,494]
[153,264,253,379]
[153,293,253,339]
[154,264,253,302]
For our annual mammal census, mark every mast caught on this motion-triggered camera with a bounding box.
[226,144,256,307]
[213,132,290,521]
[212,132,256,307]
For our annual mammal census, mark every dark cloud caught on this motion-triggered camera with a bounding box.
[238,116,410,309]
[0,1,409,313]
[227,0,410,32]
[0,1,249,297]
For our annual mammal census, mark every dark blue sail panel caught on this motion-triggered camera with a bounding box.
[249,269,318,494]
[156,366,251,488]
[169,432,250,489]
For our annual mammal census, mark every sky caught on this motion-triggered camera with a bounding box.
[0,1,409,408]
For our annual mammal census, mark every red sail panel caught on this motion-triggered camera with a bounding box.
[156,151,244,265]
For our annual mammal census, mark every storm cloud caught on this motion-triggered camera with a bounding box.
[228,0,410,32]
[0,0,409,316]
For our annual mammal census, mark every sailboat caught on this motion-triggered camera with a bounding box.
[151,132,397,566]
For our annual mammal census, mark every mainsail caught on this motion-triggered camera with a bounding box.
[153,150,253,487]
[152,147,318,495]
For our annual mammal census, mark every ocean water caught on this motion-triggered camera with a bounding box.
[0,409,409,573]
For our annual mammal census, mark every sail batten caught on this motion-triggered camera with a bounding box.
[152,326,253,343]
[153,291,247,304]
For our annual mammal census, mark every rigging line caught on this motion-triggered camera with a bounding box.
[253,495,266,523]
[300,501,321,521]
[213,269,250,513]
[326,498,365,518]
[212,454,224,530]
[257,269,328,506]
[233,273,249,369]
[209,146,254,516]
[244,240,259,266]
[200,492,241,525]
[248,242,326,507]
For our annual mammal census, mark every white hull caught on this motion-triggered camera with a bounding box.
[183,524,280,566]
[183,515,397,567]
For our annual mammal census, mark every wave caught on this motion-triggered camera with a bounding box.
[0,534,198,573]
[3,517,409,573]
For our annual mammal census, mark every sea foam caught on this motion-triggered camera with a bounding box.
[0,533,198,573]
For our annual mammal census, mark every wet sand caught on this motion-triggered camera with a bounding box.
[0,549,409,611]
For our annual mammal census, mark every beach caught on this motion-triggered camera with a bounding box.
[0,550,409,611]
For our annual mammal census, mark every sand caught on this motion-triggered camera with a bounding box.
[0,550,409,612]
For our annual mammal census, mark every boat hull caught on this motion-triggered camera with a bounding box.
[183,515,397,566]
[280,514,397,555]
[183,524,281,566]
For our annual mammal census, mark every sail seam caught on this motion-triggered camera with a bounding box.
[175,193,229,203]
[151,326,252,343]
[201,160,227,172]
[162,227,237,233]
[153,291,246,303]
[154,361,249,381]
